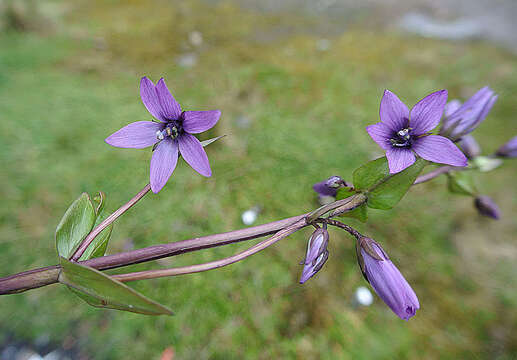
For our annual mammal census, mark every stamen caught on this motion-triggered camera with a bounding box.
[156,130,164,140]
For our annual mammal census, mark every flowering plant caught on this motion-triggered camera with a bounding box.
[1,78,515,321]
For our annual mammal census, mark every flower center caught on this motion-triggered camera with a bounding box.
[156,120,183,141]
[390,128,412,148]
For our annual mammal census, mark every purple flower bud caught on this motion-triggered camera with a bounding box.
[299,228,329,284]
[458,135,481,159]
[474,195,501,219]
[440,87,497,141]
[313,176,345,198]
[356,237,419,320]
[496,135,517,158]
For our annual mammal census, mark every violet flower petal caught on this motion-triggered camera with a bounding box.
[105,121,163,149]
[412,135,467,167]
[410,89,448,135]
[155,78,182,120]
[140,77,166,122]
[182,110,221,134]
[178,133,212,177]
[386,147,416,174]
[379,90,410,132]
[444,99,462,118]
[150,139,179,193]
[366,122,393,150]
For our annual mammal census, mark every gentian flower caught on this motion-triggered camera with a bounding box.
[496,135,517,158]
[312,176,347,198]
[440,86,498,141]
[300,228,329,284]
[356,237,419,320]
[106,77,221,193]
[458,135,481,159]
[367,89,467,174]
[474,195,501,219]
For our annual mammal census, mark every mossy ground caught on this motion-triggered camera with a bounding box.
[1,1,516,359]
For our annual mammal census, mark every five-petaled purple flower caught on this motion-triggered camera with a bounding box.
[356,237,419,320]
[106,77,221,193]
[367,90,467,174]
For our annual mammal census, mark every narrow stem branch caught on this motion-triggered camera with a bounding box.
[413,165,454,185]
[320,219,362,239]
[71,184,151,261]
[113,218,308,282]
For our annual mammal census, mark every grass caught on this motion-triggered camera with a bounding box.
[1,1,517,359]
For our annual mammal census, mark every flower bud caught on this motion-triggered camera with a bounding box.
[312,175,349,198]
[495,135,517,158]
[440,87,497,141]
[474,195,501,220]
[458,135,481,159]
[299,228,329,284]
[356,237,419,320]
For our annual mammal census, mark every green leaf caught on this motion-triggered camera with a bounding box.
[367,158,427,210]
[92,191,106,215]
[59,257,173,316]
[335,187,356,200]
[78,223,113,261]
[447,171,477,196]
[339,202,368,222]
[55,193,96,258]
[353,157,389,191]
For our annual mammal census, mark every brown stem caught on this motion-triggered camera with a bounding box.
[0,165,451,295]
[71,184,152,261]
[113,218,308,282]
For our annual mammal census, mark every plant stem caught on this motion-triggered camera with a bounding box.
[71,184,151,261]
[0,166,452,295]
[113,217,308,282]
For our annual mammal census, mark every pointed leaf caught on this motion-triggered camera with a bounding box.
[92,191,106,215]
[78,223,113,261]
[367,158,427,210]
[55,193,96,258]
[447,172,477,196]
[339,202,368,222]
[59,257,173,316]
[353,157,389,191]
[335,188,356,200]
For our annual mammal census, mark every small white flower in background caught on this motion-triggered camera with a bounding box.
[241,207,260,225]
[354,286,373,307]
[188,31,203,47]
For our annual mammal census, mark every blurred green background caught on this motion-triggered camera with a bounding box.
[1,0,516,359]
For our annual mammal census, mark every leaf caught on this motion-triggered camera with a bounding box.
[201,135,226,147]
[55,193,96,258]
[92,191,106,215]
[335,188,356,201]
[353,157,389,191]
[59,257,173,316]
[78,223,113,261]
[447,171,477,196]
[339,202,368,223]
[367,158,427,210]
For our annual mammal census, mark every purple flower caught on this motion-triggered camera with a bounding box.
[496,135,517,158]
[300,228,329,284]
[356,237,419,320]
[474,195,501,219]
[105,77,221,193]
[440,87,498,141]
[367,90,467,174]
[458,135,481,159]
